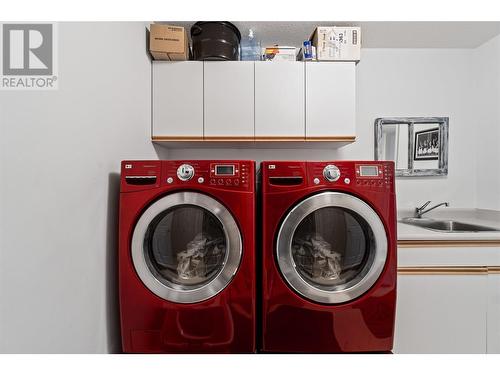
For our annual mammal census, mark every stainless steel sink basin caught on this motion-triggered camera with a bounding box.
[400,217,500,232]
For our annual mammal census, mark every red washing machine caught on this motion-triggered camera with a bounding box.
[261,161,397,353]
[119,160,256,353]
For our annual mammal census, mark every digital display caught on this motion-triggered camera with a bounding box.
[215,165,235,176]
[360,165,379,177]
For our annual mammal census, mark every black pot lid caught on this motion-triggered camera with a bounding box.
[190,21,241,42]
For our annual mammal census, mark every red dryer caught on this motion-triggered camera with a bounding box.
[261,161,397,353]
[119,160,256,353]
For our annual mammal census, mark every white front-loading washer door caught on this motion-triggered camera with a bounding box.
[276,192,388,304]
[131,191,242,304]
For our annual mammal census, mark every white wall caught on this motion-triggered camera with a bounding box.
[0,22,158,353]
[473,34,500,210]
[0,22,497,353]
[169,48,478,210]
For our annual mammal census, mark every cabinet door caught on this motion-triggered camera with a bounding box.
[305,62,355,138]
[255,62,305,138]
[204,61,254,138]
[394,274,488,354]
[488,273,500,353]
[152,61,203,138]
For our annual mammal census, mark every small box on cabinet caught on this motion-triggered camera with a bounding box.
[310,26,361,62]
[149,24,189,61]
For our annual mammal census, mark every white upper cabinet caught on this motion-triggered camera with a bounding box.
[152,61,203,138]
[204,61,254,138]
[305,62,356,138]
[254,62,305,138]
[152,61,357,144]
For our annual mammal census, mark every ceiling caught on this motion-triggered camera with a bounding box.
[159,21,500,49]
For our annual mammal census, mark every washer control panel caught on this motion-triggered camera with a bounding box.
[162,160,253,191]
[208,163,246,187]
[323,164,341,182]
[176,164,195,181]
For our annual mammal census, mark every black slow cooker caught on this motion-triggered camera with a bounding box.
[190,22,241,61]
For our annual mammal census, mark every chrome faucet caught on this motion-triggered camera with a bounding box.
[414,201,449,218]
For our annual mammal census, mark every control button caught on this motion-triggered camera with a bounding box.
[226,179,232,185]
[323,164,340,182]
[313,178,320,185]
[177,164,195,181]
[344,178,350,185]
[234,179,240,185]
[166,177,173,184]
[197,177,204,184]
[210,178,216,185]
[218,179,224,185]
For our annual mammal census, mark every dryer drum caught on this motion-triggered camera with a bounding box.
[190,21,241,61]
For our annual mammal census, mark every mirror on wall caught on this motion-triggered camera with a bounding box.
[374,117,449,177]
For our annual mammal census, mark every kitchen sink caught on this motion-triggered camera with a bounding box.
[400,217,500,232]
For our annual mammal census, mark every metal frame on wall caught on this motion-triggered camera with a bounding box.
[374,117,449,177]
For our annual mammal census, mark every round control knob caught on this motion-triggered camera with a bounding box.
[197,177,204,184]
[166,177,174,184]
[313,178,320,185]
[177,164,195,181]
[323,164,340,182]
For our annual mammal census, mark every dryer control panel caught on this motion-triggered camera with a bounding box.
[354,163,393,190]
[308,161,394,192]
[262,161,394,194]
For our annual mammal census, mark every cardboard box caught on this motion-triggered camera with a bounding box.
[310,27,361,62]
[149,24,189,61]
[263,46,297,61]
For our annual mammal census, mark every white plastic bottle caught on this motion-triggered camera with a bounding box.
[240,29,261,61]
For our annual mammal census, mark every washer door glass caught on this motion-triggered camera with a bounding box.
[144,205,227,287]
[277,192,388,304]
[132,192,242,304]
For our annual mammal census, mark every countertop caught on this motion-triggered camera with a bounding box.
[397,208,500,241]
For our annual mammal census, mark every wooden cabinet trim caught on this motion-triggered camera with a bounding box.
[398,239,500,248]
[488,266,500,274]
[152,136,356,142]
[398,266,500,275]
[152,136,204,141]
[398,266,489,275]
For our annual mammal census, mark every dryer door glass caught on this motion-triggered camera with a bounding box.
[291,207,373,288]
[131,192,242,304]
[276,192,388,304]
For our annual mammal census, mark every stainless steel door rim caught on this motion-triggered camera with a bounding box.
[131,191,242,303]
[276,191,388,304]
